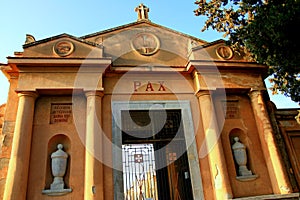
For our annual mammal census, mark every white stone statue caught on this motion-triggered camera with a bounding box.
[232,137,253,176]
[42,144,72,196]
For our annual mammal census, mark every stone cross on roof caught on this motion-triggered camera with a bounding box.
[135,3,150,21]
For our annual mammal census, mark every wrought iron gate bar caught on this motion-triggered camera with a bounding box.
[122,144,157,200]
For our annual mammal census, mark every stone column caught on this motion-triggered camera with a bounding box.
[249,90,292,194]
[3,91,38,200]
[84,91,104,200]
[196,91,233,200]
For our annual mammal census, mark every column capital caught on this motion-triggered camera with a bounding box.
[195,90,212,98]
[84,90,104,98]
[248,89,268,105]
[248,88,266,97]
[17,91,39,99]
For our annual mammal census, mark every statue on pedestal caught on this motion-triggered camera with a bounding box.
[232,137,258,181]
[42,144,72,196]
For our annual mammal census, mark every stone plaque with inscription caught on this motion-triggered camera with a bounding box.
[50,103,72,124]
[222,100,240,119]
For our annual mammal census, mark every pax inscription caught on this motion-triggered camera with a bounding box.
[133,81,166,92]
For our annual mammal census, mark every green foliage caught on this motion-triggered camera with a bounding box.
[194,0,300,104]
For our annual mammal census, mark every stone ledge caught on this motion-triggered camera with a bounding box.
[42,188,72,196]
[236,174,258,182]
[233,193,300,200]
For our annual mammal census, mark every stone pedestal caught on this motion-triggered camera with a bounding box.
[232,137,258,181]
[42,144,72,196]
[232,137,252,176]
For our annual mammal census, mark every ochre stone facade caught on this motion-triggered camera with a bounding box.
[0,4,300,200]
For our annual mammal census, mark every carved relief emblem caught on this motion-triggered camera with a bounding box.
[53,40,74,57]
[131,33,160,56]
[216,45,233,60]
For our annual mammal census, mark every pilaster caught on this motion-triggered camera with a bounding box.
[3,91,38,200]
[248,89,292,194]
[84,90,104,200]
[196,90,233,199]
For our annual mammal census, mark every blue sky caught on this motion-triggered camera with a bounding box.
[0,0,298,108]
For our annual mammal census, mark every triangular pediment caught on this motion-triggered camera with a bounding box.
[13,20,259,70]
[81,20,207,44]
[190,39,246,62]
[21,34,103,58]
[187,39,268,79]
[81,21,208,67]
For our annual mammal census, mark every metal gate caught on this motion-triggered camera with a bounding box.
[122,144,158,200]
[121,109,194,200]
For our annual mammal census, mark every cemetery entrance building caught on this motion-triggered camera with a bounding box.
[0,3,300,200]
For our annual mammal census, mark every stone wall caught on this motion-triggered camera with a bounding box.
[0,104,5,134]
[275,108,300,191]
[268,101,300,192]
[0,104,7,199]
